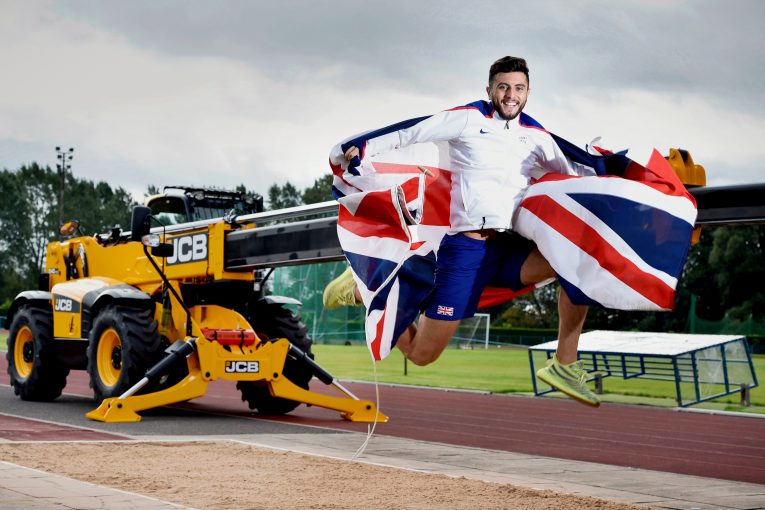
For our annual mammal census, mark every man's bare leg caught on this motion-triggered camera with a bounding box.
[555,288,587,364]
[523,250,598,406]
[395,317,461,366]
[518,248,555,285]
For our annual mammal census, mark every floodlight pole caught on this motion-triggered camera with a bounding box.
[55,146,74,231]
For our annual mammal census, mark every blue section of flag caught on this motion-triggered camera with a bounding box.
[519,112,545,130]
[345,251,399,293]
[459,100,494,117]
[568,192,694,276]
[331,184,345,200]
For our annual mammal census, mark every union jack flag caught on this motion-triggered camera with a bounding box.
[330,108,697,360]
[436,305,454,317]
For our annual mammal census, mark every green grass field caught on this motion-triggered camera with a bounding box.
[310,344,765,414]
[2,330,762,413]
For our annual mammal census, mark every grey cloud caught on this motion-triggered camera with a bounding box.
[54,0,765,115]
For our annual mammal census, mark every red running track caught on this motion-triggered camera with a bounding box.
[2,357,765,484]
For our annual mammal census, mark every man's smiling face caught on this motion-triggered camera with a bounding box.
[487,71,529,120]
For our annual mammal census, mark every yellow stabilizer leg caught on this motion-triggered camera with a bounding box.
[269,374,388,423]
[86,371,209,422]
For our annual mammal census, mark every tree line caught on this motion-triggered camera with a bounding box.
[0,163,135,306]
[1,162,761,334]
[0,165,333,311]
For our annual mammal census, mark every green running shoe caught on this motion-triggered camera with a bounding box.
[536,356,600,407]
[322,267,360,310]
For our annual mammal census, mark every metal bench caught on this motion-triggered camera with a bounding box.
[528,330,759,407]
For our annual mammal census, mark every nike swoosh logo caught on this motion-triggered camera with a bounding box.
[479,129,489,134]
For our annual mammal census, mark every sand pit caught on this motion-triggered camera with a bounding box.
[0,441,652,510]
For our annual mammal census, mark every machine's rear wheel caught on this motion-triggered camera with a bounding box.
[86,305,162,402]
[237,303,314,415]
[6,306,69,401]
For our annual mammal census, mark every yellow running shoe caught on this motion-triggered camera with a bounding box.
[536,356,600,407]
[322,267,360,309]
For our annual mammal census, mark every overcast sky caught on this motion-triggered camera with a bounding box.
[1,0,763,201]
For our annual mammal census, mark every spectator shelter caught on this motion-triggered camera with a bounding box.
[529,331,758,407]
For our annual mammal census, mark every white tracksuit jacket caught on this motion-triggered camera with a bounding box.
[360,102,595,233]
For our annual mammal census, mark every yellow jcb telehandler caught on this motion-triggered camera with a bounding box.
[5,192,385,423]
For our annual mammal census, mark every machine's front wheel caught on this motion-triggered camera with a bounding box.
[86,306,161,402]
[238,303,314,415]
[6,306,69,401]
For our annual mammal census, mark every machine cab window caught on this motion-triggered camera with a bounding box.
[146,186,264,225]
[147,196,188,226]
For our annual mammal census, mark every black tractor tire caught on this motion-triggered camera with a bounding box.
[237,304,314,416]
[86,305,163,402]
[6,306,69,401]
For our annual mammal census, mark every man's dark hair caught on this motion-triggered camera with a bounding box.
[489,56,529,85]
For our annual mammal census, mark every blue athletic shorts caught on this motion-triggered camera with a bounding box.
[423,232,536,321]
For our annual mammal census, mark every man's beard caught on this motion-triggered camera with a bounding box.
[491,97,526,121]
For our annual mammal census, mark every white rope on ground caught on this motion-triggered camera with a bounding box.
[351,347,381,460]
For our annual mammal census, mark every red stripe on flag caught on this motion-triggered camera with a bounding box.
[478,285,534,309]
[367,162,452,226]
[371,162,429,174]
[633,149,696,205]
[339,192,409,242]
[520,195,675,309]
[592,145,613,156]
[400,177,420,202]
[370,309,386,361]
[422,171,451,226]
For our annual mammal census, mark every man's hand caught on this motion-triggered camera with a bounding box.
[340,142,362,174]
[344,146,360,161]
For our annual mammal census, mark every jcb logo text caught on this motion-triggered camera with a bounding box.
[166,233,208,265]
[54,298,73,312]
[52,295,80,313]
[225,361,260,373]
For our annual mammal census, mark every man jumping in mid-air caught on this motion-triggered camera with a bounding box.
[324,56,601,407]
